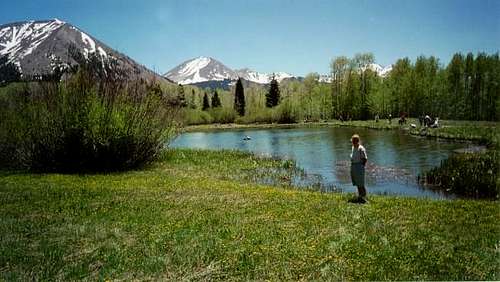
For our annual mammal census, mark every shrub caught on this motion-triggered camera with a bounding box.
[208,107,237,124]
[235,108,275,124]
[183,109,214,125]
[0,58,178,172]
[422,151,499,199]
[235,103,300,125]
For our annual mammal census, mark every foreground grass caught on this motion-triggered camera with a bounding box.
[1,149,499,280]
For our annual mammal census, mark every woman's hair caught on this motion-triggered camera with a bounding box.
[351,134,360,143]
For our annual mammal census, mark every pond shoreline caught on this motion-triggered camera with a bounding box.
[179,120,499,200]
[175,123,473,199]
[183,120,497,146]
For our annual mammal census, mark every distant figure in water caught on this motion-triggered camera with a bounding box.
[243,135,251,141]
[349,134,368,203]
[424,115,432,127]
[430,117,439,128]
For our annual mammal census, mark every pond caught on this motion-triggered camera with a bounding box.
[171,126,466,199]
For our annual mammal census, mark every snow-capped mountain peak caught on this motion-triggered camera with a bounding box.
[235,68,292,84]
[164,56,237,85]
[272,72,294,81]
[0,19,166,81]
[235,68,269,84]
[165,56,296,85]
[366,63,393,77]
[0,19,66,61]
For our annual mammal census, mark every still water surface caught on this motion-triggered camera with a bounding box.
[171,127,465,199]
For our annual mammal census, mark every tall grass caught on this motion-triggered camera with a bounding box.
[0,56,178,172]
[422,151,499,199]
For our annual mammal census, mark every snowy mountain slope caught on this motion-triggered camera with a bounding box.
[165,56,295,85]
[0,19,166,81]
[235,68,293,84]
[164,56,237,84]
[378,64,393,77]
[367,63,393,77]
[234,68,269,84]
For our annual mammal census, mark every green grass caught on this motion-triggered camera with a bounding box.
[409,122,499,148]
[1,149,499,280]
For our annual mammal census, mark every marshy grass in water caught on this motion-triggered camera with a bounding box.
[421,151,499,199]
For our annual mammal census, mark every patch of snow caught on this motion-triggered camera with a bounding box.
[318,75,332,83]
[273,72,293,82]
[81,32,96,57]
[379,65,393,77]
[178,56,211,76]
[97,46,107,58]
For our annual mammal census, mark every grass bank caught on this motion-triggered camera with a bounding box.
[1,149,498,280]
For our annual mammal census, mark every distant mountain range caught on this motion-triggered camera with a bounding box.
[0,19,393,88]
[164,56,294,89]
[165,56,393,88]
[0,19,167,81]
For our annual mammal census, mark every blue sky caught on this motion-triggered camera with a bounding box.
[1,0,499,76]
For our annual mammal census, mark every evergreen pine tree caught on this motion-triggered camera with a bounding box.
[211,90,221,108]
[0,55,21,85]
[266,74,280,107]
[189,89,197,109]
[202,92,210,111]
[176,84,187,107]
[234,78,245,116]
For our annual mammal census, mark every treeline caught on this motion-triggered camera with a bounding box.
[368,52,500,121]
[181,51,499,124]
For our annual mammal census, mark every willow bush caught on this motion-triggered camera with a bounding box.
[0,55,178,172]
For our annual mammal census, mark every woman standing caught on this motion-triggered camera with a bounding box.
[350,134,368,203]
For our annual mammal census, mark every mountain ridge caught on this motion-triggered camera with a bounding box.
[0,18,168,82]
[164,56,294,85]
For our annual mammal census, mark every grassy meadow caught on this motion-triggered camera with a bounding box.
[1,149,499,281]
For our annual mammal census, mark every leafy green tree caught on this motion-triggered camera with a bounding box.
[211,90,222,108]
[388,57,413,117]
[202,92,210,111]
[266,74,280,107]
[303,73,320,120]
[447,53,466,119]
[234,78,245,116]
[485,53,500,121]
[354,53,375,120]
[464,52,475,119]
[330,56,349,118]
